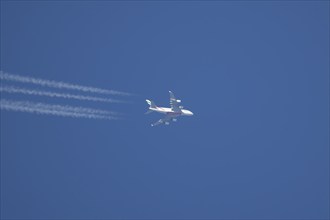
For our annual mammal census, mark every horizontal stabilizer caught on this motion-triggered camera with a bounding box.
[145,110,153,114]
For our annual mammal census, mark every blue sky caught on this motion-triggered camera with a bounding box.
[1,1,329,219]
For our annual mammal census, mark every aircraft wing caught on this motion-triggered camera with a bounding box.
[151,115,172,126]
[169,91,181,112]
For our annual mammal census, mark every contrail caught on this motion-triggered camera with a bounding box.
[0,71,132,96]
[0,99,120,120]
[0,86,128,104]
[0,99,120,116]
[1,103,116,120]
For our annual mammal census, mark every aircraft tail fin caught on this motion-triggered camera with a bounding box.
[146,99,157,108]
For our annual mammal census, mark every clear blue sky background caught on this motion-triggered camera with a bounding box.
[1,1,329,219]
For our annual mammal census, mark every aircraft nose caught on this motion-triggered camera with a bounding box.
[183,110,193,116]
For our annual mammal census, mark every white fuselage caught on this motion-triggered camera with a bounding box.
[149,107,193,117]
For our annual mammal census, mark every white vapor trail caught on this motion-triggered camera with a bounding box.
[0,71,132,96]
[0,86,128,104]
[0,99,120,120]
[0,99,120,116]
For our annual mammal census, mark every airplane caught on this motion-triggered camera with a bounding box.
[146,91,193,126]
